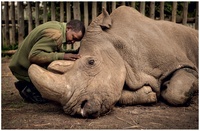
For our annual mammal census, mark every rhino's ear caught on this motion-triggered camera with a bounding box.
[100,7,112,30]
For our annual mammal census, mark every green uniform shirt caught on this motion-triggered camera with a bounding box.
[9,21,71,82]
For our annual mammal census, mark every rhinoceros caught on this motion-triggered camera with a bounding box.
[28,6,198,118]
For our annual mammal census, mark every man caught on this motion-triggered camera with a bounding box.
[9,20,85,103]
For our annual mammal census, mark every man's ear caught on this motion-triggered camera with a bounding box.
[66,26,72,31]
[99,7,112,30]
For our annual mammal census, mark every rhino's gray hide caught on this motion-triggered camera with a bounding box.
[28,6,198,118]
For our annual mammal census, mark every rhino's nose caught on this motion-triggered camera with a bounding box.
[80,99,100,118]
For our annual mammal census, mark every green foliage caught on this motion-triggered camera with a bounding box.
[2,43,18,57]
[2,43,18,51]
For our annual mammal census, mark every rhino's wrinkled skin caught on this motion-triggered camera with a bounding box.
[28,6,198,118]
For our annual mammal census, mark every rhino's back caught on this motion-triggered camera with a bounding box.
[109,6,198,90]
[110,6,198,69]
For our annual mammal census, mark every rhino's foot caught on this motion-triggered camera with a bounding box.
[118,86,157,105]
[161,68,198,106]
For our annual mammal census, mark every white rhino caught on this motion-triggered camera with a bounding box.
[28,6,198,118]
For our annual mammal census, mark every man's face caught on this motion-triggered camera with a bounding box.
[66,28,83,44]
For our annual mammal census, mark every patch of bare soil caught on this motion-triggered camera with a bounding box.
[1,57,198,129]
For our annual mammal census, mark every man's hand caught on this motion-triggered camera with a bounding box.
[64,53,81,61]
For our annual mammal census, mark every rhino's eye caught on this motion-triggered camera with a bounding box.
[88,59,95,65]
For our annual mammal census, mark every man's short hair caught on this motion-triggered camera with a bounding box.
[67,20,85,36]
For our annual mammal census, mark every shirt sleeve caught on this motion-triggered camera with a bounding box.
[28,37,65,65]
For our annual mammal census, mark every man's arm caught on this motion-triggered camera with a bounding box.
[28,37,65,65]
[28,37,81,66]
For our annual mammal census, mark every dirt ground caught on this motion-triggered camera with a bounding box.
[1,57,199,129]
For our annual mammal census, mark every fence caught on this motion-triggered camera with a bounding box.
[1,1,199,50]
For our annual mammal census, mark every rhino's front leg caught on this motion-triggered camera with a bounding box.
[118,86,157,105]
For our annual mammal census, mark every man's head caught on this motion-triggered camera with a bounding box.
[66,20,85,44]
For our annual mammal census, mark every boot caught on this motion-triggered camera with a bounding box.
[14,81,48,104]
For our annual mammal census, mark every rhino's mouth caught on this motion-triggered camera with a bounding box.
[80,99,101,118]
[63,93,104,118]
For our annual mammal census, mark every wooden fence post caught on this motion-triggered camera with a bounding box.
[4,2,10,46]
[172,2,177,22]
[60,2,64,22]
[73,2,81,20]
[92,2,97,20]
[150,2,155,19]
[131,2,135,8]
[35,2,40,26]
[51,2,56,21]
[11,2,16,45]
[112,2,116,12]
[122,2,126,6]
[195,2,198,30]
[140,2,145,15]
[27,2,33,33]
[43,2,48,23]
[102,2,107,9]
[17,2,24,45]
[66,2,71,22]
[182,2,188,25]
[67,2,73,49]
[84,2,89,28]
[160,2,164,20]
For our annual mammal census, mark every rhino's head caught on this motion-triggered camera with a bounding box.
[28,8,126,118]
